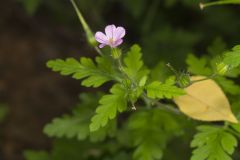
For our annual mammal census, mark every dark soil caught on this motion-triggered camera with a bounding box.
[0,1,93,159]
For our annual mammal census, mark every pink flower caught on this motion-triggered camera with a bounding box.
[95,24,126,48]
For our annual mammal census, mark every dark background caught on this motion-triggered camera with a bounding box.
[0,0,240,159]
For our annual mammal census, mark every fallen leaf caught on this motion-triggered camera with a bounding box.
[174,76,238,123]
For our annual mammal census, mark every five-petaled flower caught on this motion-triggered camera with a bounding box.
[95,24,126,48]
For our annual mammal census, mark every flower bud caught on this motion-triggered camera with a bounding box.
[199,3,205,10]
[70,0,97,47]
[216,62,229,76]
[178,73,191,88]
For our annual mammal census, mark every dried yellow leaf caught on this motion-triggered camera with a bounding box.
[174,76,238,123]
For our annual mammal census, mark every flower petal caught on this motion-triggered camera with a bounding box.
[112,39,123,48]
[105,24,116,39]
[114,27,126,40]
[99,43,106,48]
[95,32,108,43]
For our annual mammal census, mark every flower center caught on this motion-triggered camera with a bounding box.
[109,38,114,44]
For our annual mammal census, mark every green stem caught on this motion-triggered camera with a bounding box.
[143,92,180,114]
[95,46,103,56]
[200,0,240,9]
[166,63,179,77]
[155,101,181,114]
[226,128,240,139]
[112,48,181,114]
[141,95,152,109]
[188,73,218,86]
[70,0,103,56]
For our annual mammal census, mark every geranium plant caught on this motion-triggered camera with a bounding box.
[24,0,240,160]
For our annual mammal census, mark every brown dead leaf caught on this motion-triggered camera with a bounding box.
[174,76,238,123]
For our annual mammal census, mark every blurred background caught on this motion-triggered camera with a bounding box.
[0,0,240,159]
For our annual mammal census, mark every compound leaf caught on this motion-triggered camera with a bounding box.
[90,84,127,132]
[47,57,115,87]
[191,125,237,160]
[223,45,240,68]
[123,44,149,83]
[186,54,212,76]
[44,93,115,142]
[128,110,181,160]
[146,78,185,99]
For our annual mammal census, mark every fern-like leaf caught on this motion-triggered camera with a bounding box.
[186,54,212,76]
[223,45,240,68]
[43,93,116,142]
[90,84,127,132]
[128,110,181,160]
[146,79,185,99]
[191,125,237,160]
[123,44,149,83]
[47,56,115,87]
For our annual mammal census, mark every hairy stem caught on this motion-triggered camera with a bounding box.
[200,0,240,9]
[190,73,217,84]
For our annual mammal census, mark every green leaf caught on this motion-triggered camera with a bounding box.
[191,125,237,160]
[43,93,116,142]
[89,119,116,142]
[90,84,127,132]
[150,61,172,82]
[223,45,240,68]
[139,76,148,87]
[146,78,185,99]
[214,76,240,95]
[23,150,50,160]
[47,57,115,87]
[51,139,97,160]
[43,115,90,140]
[50,139,122,160]
[225,66,240,78]
[221,132,237,154]
[186,54,212,76]
[123,44,149,83]
[230,114,240,133]
[186,51,240,95]
[128,110,182,160]
[207,37,227,56]
[231,123,240,133]
[133,142,163,160]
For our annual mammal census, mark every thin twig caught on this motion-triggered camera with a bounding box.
[94,46,103,56]
[155,101,181,114]
[190,73,217,84]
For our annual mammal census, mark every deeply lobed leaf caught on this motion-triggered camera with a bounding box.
[146,78,185,99]
[44,115,90,140]
[127,110,182,160]
[47,57,115,87]
[186,52,240,95]
[123,44,149,83]
[215,76,240,95]
[43,93,116,142]
[90,84,127,132]
[186,54,212,76]
[223,45,240,68]
[191,125,238,160]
